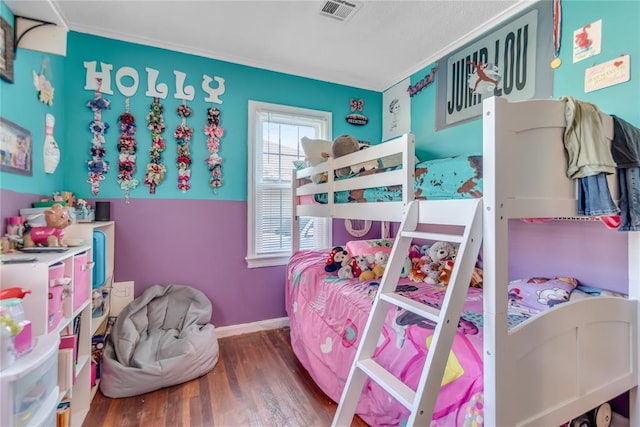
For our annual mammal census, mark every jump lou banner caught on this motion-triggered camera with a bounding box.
[435,2,554,130]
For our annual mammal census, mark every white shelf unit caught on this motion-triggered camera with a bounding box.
[0,247,92,426]
[0,221,115,427]
[65,222,115,336]
[64,221,115,425]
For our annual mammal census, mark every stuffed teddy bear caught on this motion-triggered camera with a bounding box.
[331,135,360,177]
[428,241,456,263]
[22,203,71,247]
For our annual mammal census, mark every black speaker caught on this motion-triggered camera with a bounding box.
[95,201,111,221]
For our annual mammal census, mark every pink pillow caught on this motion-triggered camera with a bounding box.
[346,238,394,258]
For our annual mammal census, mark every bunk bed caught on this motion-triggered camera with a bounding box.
[287,96,639,426]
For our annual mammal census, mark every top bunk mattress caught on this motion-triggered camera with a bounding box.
[300,154,483,204]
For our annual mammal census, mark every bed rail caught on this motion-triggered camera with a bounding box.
[292,133,415,223]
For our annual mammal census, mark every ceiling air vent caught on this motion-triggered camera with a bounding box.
[320,0,359,22]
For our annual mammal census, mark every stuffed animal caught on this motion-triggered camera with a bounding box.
[400,256,413,278]
[22,203,71,247]
[352,255,370,279]
[372,251,389,279]
[428,241,456,263]
[438,260,455,286]
[331,135,360,177]
[338,264,354,279]
[325,246,350,273]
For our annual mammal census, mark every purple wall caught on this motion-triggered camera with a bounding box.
[508,219,629,292]
[2,189,631,327]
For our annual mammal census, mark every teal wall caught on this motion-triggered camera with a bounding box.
[61,33,380,201]
[407,0,639,161]
[0,3,66,196]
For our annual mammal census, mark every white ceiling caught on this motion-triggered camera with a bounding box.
[6,0,534,92]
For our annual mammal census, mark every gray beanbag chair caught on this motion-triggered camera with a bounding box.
[100,284,219,398]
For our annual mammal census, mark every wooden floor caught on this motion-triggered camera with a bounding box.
[84,327,368,427]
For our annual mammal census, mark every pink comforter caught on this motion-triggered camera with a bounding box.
[286,250,485,426]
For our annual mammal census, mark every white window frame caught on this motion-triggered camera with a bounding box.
[246,101,332,268]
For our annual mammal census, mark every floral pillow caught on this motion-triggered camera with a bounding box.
[508,276,578,315]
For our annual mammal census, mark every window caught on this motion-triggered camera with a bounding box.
[247,101,332,268]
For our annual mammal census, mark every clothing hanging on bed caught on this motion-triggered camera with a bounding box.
[611,115,640,231]
[561,97,619,218]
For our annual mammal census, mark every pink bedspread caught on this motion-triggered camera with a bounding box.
[286,250,485,427]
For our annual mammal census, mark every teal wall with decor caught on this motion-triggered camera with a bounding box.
[407,0,639,161]
[1,0,638,328]
[0,3,66,196]
[62,32,381,201]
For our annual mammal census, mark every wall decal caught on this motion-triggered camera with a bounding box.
[83,61,226,103]
[345,97,368,126]
[407,67,437,97]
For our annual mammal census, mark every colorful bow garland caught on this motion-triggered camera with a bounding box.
[86,78,110,195]
[175,100,193,192]
[144,98,167,194]
[117,98,139,203]
[204,107,224,192]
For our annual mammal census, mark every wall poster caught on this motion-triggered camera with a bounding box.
[435,2,554,130]
[382,78,411,142]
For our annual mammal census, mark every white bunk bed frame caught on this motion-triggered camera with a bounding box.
[291,96,639,426]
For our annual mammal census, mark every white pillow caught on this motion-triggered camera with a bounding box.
[301,137,332,166]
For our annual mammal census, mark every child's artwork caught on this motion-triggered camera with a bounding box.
[382,78,410,142]
[573,20,602,63]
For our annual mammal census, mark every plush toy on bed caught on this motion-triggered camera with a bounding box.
[428,241,456,263]
[329,135,360,177]
[325,246,351,273]
[372,251,389,279]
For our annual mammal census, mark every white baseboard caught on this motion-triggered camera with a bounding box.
[215,317,290,339]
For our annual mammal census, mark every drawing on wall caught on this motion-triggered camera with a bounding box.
[573,20,602,63]
[382,78,410,142]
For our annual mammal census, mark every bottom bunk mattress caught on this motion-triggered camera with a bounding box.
[286,249,493,427]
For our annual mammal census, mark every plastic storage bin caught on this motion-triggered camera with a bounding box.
[0,333,59,427]
[73,252,91,311]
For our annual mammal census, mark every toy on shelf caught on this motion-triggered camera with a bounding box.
[22,204,71,247]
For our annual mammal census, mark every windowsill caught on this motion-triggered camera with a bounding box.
[245,254,291,268]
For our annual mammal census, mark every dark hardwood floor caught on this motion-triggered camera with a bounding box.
[83,327,368,427]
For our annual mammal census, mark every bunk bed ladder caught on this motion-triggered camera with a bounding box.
[332,199,483,427]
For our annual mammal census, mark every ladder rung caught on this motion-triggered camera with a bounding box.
[357,359,415,409]
[400,231,463,243]
[380,292,440,323]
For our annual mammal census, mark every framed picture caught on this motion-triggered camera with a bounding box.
[0,17,14,83]
[0,117,32,176]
